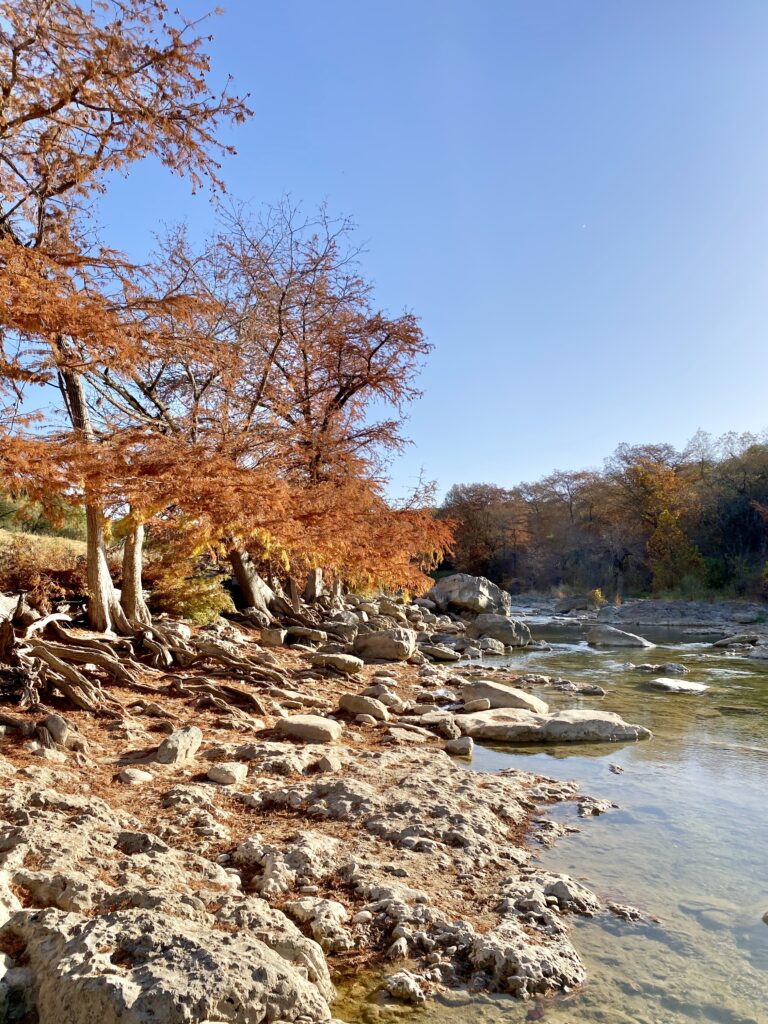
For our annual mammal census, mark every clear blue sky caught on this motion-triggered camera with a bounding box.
[100,0,768,501]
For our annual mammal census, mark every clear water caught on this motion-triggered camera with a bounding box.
[339,633,768,1024]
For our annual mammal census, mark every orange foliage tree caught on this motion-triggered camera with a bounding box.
[0,0,249,630]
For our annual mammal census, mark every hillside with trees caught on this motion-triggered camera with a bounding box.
[438,430,768,599]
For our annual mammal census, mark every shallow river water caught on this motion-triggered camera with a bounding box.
[339,631,768,1024]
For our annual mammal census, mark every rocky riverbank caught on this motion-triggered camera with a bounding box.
[0,576,653,1023]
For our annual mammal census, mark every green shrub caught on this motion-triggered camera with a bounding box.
[148,569,234,624]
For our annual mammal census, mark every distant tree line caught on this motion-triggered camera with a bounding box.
[437,430,768,599]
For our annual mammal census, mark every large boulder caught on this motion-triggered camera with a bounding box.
[427,574,511,616]
[457,708,651,744]
[353,627,417,662]
[587,624,654,648]
[461,680,548,714]
[466,614,531,647]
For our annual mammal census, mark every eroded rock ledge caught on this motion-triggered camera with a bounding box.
[0,733,611,1022]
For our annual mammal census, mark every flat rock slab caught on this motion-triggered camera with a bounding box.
[420,643,461,661]
[646,677,708,694]
[456,708,652,744]
[276,715,344,744]
[461,680,549,714]
[587,625,655,648]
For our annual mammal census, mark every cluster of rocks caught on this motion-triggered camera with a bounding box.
[258,573,536,669]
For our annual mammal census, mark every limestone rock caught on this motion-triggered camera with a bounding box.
[466,613,531,647]
[260,627,287,647]
[587,624,654,648]
[117,768,154,786]
[457,708,652,744]
[311,652,364,674]
[645,677,708,694]
[276,715,343,744]
[154,726,203,765]
[284,896,352,952]
[445,736,474,758]
[462,698,491,713]
[461,680,548,714]
[2,906,333,1023]
[427,573,511,616]
[353,627,417,661]
[207,761,248,785]
[420,643,461,661]
[338,694,390,721]
[478,637,505,655]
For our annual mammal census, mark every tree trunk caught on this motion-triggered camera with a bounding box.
[228,547,275,612]
[121,521,151,625]
[84,507,132,634]
[288,576,301,613]
[57,360,133,635]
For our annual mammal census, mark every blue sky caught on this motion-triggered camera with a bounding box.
[100,1,768,500]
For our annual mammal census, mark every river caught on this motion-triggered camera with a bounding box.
[339,630,768,1024]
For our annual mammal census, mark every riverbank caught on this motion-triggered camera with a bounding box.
[2,580,766,1022]
[342,634,768,1024]
[0,618,649,1022]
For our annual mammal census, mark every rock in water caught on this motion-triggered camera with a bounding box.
[587,624,655,648]
[645,677,708,693]
[466,613,532,647]
[461,680,548,714]
[457,708,652,743]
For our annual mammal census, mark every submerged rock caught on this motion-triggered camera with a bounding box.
[457,708,652,744]
[632,662,689,675]
[645,677,708,694]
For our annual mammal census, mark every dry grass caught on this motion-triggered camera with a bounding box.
[0,529,89,610]
[0,528,86,558]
